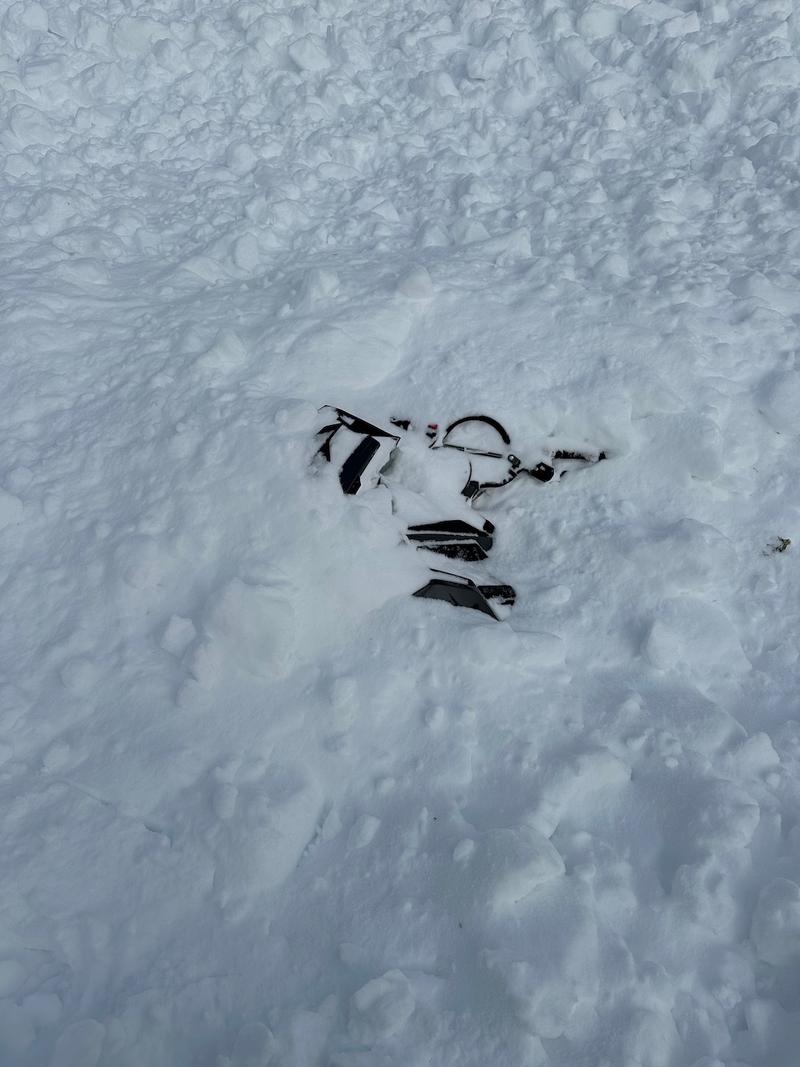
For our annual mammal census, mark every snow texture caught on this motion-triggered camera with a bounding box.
[2,0,800,1064]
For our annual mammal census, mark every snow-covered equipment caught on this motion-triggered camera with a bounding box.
[405,518,495,562]
[412,568,516,621]
[313,406,400,495]
[312,406,606,621]
[435,414,605,502]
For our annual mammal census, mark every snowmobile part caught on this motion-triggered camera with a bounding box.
[441,414,511,454]
[476,583,515,605]
[552,448,606,463]
[522,461,555,483]
[460,457,528,501]
[412,569,515,620]
[339,436,381,494]
[390,417,411,431]
[314,406,400,496]
[318,406,399,441]
[406,518,494,562]
[438,416,524,501]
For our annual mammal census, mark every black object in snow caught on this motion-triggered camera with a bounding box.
[438,415,604,501]
[413,570,516,620]
[314,406,400,495]
[339,436,381,494]
[313,406,607,621]
[406,519,494,562]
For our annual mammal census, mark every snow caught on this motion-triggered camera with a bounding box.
[2,0,800,1063]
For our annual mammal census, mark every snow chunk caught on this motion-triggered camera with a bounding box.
[740,57,800,95]
[555,36,598,83]
[60,658,101,695]
[576,5,620,39]
[487,881,599,1038]
[746,134,800,170]
[293,267,340,309]
[212,762,321,908]
[622,518,736,596]
[286,303,413,391]
[758,369,800,433]
[288,35,331,72]
[212,782,238,821]
[48,1020,105,1067]
[348,814,380,849]
[529,747,631,837]
[114,535,169,591]
[621,1010,680,1067]
[644,597,749,676]
[396,265,434,301]
[471,827,565,914]
[621,3,692,46]
[594,251,630,281]
[226,141,258,175]
[23,57,65,89]
[0,960,26,997]
[160,615,197,658]
[659,412,723,481]
[195,329,249,378]
[179,255,229,285]
[731,273,800,317]
[202,578,296,679]
[751,879,800,966]
[232,233,261,271]
[481,227,533,264]
[113,16,168,56]
[229,1022,276,1066]
[349,970,415,1044]
[4,1,47,34]
[0,488,23,531]
[518,631,565,667]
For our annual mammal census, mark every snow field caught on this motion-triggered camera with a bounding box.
[2,0,800,1064]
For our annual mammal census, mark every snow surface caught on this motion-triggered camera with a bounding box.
[2,0,800,1063]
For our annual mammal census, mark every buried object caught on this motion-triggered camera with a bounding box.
[406,519,495,562]
[413,570,516,621]
[313,407,606,620]
[314,406,400,495]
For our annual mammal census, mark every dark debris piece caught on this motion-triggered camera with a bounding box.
[406,519,495,561]
[315,407,400,496]
[339,436,381,495]
[413,570,516,621]
[764,536,791,555]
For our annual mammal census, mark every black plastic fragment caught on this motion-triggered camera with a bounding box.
[313,404,608,623]
[477,583,516,606]
[406,518,495,561]
[552,448,606,462]
[526,462,555,483]
[423,542,488,561]
[331,409,397,439]
[442,414,512,448]
[339,436,381,494]
[413,569,516,620]
[315,407,401,495]
[413,576,500,619]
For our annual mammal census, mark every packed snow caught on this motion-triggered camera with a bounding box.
[2,0,800,1063]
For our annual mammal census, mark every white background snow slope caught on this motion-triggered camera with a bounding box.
[2,0,800,1064]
